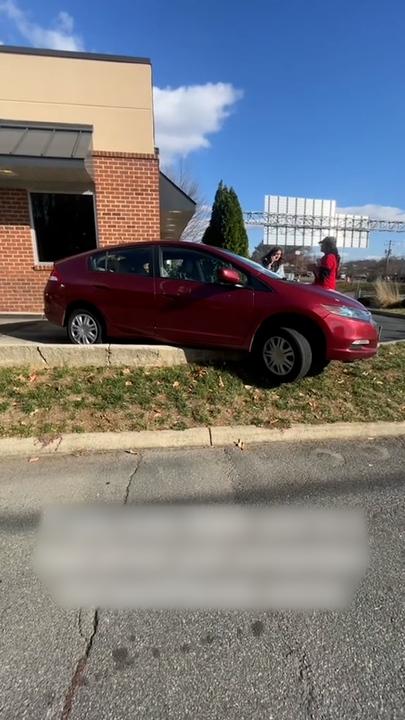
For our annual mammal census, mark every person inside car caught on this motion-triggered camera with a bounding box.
[262,247,285,278]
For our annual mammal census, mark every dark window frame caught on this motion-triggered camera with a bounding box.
[30,191,97,264]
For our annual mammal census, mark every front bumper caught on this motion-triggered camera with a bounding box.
[325,317,379,362]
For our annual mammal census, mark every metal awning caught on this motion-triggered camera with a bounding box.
[0,120,92,159]
[160,173,196,240]
[0,120,93,188]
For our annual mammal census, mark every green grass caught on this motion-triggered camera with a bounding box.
[0,345,404,439]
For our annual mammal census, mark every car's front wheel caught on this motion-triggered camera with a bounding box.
[67,308,103,345]
[256,327,312,384]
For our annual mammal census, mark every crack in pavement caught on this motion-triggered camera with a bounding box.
[59,455,141,718]
[124,453,142,505]
[60,610,98,720]
[37,347,48,365]
[298,651,316,720]
[77,610,94,643]
[284,639,317,720]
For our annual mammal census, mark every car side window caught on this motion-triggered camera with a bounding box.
[90,249,153,276]
[90,252,107,272]
[159,248,249,286]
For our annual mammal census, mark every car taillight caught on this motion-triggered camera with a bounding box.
[48,269,61,283]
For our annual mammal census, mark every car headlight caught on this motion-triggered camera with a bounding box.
[322,304,372,322]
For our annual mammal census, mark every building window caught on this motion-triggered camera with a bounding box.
[30,193,97,263]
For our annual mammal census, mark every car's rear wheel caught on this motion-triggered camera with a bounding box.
[256,327,312,384]
[67,308,103,345]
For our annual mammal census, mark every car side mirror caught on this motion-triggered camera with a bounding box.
[217,267,242,285]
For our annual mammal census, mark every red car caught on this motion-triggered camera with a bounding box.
[44,241,379,383]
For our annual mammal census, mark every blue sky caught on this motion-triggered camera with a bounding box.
[1,0,405,258]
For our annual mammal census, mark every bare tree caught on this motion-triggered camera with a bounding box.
[163,160,209,242]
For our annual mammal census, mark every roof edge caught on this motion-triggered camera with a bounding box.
[0,45,151,65]
[0,119,93,132]
[160,172,197,206]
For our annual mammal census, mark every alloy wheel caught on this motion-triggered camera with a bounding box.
[262,335,296,376]
[70,313,99,345]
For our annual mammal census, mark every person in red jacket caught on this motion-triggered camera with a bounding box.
[312,236,340,290]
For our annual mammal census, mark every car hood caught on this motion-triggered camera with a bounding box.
[264,278,367,310]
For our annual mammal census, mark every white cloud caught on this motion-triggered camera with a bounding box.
[0,0,83,51]
[153,82,243,164]
[338,204,405,221]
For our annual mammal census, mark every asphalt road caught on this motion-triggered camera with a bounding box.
[0,439,404,719]
[373,312,405,342]
[0,311,404,344]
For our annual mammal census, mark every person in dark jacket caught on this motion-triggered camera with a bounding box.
[312,236,340,290]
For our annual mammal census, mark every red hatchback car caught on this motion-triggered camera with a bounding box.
[44,241,379,383]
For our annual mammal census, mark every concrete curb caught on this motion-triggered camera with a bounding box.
[0,343,244,368]
[1,421,405,458]
[380,339,405,346]
[0,339,403,367]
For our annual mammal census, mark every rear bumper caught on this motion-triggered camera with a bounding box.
[325,317,379,362]
[44,293,65,327]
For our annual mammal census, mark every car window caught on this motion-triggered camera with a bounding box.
[159,248,249,286]
[90,252,107,272]
[90,248,153,276]
[219,249,281,280]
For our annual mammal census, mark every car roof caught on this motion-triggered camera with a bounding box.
[56,240,230,264]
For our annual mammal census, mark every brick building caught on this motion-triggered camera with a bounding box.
[0,46,195,312]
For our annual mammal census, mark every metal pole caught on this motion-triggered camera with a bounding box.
[385,239,392,277]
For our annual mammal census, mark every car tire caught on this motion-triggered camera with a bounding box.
[255,326,312,384]
[67,308,104,345]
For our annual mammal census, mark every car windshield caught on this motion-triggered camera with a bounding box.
[219,249,281,280]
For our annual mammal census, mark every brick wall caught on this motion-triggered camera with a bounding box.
[0,188,48,312]
[0,152,161,312]
[92,151,160,245]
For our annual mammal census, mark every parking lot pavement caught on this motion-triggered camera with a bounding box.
[0,317,67,344]
[0,312,404,346]
[374,312,405,342]
[0,439,404,719]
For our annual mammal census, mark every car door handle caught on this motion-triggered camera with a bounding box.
[165,287,191,298]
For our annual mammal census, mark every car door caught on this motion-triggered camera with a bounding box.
[88,245,156,338]
[154,245,255,348]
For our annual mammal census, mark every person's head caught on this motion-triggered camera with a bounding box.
[263,247,283,268]
[319,236,338,256]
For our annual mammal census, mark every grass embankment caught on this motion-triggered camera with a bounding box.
[0,345,404,439]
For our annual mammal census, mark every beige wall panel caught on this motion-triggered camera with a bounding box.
[0,53,154,154]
